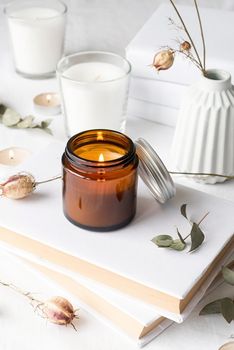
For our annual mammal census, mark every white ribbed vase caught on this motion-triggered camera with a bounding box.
[171,69,234,184]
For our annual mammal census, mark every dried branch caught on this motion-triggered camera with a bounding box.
[169,171,234,179]
[169,0,204,73]
[194,0,206,71]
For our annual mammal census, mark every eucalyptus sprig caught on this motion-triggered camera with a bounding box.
[199,264,234,323]
[0,104,52,135]
[151,204,209,252]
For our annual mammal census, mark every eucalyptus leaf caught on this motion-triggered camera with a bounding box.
[221,298,234,323]
[151,235,173,248]
[170,239,186,251]
[40,119,52,129]
[180,204,188,220]
[199,299,222,315]
[2,108,21,126]
[222,266,234,286]
[189,223,205,252]
[17,115,35,128]
[0,104,7,116]
[176,228,186,244]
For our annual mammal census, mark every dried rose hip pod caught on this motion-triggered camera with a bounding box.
[39,296,79,329]
[180,41,192,52]
[0,172,36,199]
[152,50,175,71]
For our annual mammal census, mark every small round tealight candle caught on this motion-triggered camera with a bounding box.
[0,147,31,166]
[33,92,61,115]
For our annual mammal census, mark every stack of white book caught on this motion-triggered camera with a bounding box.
[126,4,234,127]
[0,142,233,347]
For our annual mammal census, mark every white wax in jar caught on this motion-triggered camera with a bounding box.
[7,7,65,76]
[60,61,129,136]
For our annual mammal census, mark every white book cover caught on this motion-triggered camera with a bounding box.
[2,249,232,348]
[129,76,186,109]
[127,97,179,127]
[0,249,232,349]
[0,142,233,319]
[21,253,233,347]
[126,4,234,85]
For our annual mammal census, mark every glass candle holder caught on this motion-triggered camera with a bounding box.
[62,129,138,231]
[5,0,67,79]
[57,51,131,137]
[62,129,176,232]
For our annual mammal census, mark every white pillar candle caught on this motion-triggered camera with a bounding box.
[57,52,131,137]
[5,0,66,78]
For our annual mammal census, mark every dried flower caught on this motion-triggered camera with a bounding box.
[0,172,36,199]
[152,50,175,71]
[180,41,191,52]
[0,173,61,200]
[152,0,207,75]
[39,296,78,328]
[0,281,79,330]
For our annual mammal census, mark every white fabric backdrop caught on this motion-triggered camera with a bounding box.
[0,0,232,56]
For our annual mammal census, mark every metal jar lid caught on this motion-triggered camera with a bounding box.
[135,138,176,203]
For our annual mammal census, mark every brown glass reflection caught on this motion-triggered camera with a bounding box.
[62,129,138,231]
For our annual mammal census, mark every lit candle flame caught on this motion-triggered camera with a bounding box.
[46,94,52,104]
[9,149,14,160]
[98,153,105,162]
[97,131,103,141]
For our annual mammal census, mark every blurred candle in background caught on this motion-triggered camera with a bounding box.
[5,0,67,78]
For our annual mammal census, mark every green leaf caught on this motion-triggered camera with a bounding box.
[151,235,173,248]
[176,228,186,244]
[17,115,35,128]
[0,104,7,116]
[222,266,234,286]
[2,108,21,126]
[199,299,222,315]
[189,222,205,252]
[40,119,52,129]
[220,298,234,323]
[170,239,186,251]
[180,204,188,220]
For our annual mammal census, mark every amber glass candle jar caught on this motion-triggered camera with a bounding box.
[62,129,139,231]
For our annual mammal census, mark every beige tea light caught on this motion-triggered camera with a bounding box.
[0,147,31,167]
[33,92,61,115]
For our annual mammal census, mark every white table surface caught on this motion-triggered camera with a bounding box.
[0,1,234,349]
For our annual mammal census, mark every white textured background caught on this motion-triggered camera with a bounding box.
[0,0,232,55]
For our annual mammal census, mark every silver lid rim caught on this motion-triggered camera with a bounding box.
[135,138,176,203]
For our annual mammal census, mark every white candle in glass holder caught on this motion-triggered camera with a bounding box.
[5,0,66,78]
[57,52,131,137]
